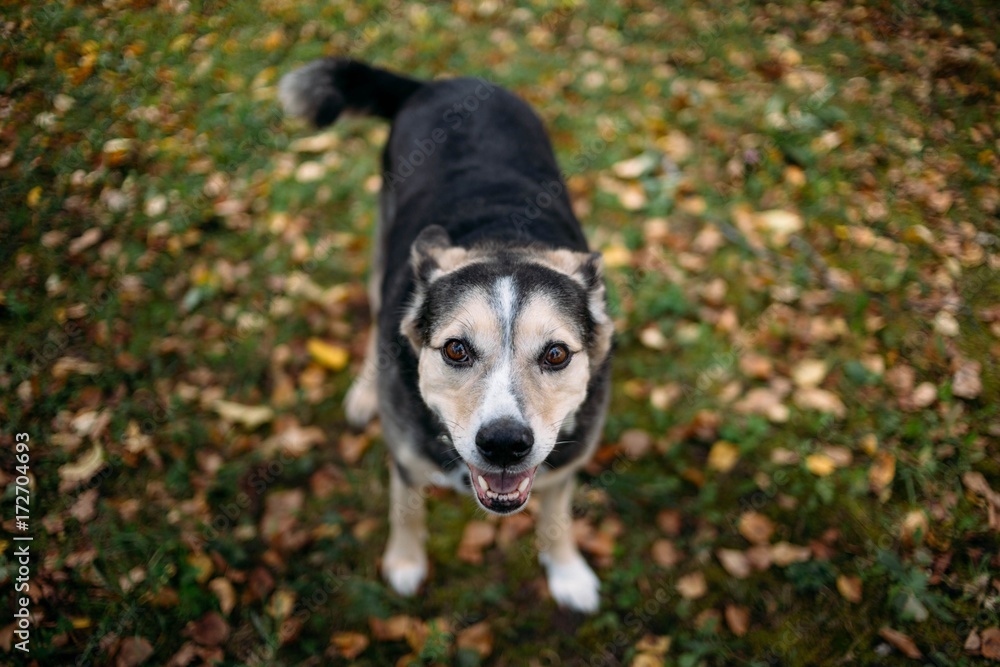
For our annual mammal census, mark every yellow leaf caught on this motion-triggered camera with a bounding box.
[26,186,42,208]
[707,441,740,473]
[307,338,349,371]
[805,453,837,477]
[837,575,862,603]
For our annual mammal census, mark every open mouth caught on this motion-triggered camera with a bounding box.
[467,464,538,514]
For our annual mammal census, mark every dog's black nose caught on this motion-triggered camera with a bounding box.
[475,418,533,466]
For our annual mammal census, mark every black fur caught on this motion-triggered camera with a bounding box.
[284,60,609,474]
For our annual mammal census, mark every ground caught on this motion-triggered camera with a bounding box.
[2,0,1000,665]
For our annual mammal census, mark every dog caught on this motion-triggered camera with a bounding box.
[279,59,614,612]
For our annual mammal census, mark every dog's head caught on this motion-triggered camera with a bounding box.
[401,226,613,514]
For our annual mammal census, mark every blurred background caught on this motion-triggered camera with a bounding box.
[2,0,999,665]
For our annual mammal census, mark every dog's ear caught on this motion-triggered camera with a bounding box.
[541,249,614,368]
[401,226,473,351]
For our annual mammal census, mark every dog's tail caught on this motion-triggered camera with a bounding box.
[278,58,424,127]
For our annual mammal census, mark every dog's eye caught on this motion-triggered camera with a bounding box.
[442,339,472,365]
[541,343,571,370]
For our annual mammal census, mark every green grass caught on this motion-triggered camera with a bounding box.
[2,0,1000,665]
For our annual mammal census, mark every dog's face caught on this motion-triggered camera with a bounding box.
[401,227,613,515]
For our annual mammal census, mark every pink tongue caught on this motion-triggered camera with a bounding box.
[482,469,526,494]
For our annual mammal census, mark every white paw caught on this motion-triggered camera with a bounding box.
[344,378,378,429]
[540,553,600,613]
[382,550,427,597]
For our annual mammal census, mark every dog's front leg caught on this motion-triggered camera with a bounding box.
[535,475,600,613]
[382,464,428,596]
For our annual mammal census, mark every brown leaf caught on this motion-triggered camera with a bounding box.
[457,521,496,564]
[963,628,980,654]
[330,631,369,659]
[724,604,750,636]
[879,627,922,659]
[619,428,653,459]
[675,571,707,600]
[656,509,683,536]
[952,360,983,399]
[981,627,1000,659]
[738,512,775,545]
[69,489,99,523]
[369,615,416,642]
[456,621,493,657]
[869,451,896,500]
[651,540,682,568]
[793,387,846,418]
[185,612,229,646]
[260,489,305,545]
[769,542,811,566]
[116,637,154,667]
[716,549,752,579]
[836,575,862,603]
[338,432,371,465]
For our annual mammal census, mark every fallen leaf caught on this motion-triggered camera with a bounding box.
[260,489,305,545]
[651,539,682,568]
[657,509,683,536]
[791,359,828,388]
[69,488,99,523]
[330,631,369,659]
[769,542,811,566]
[750,209,803,246]
[738,512,775,545]
[456,621,493,657]
[909,382,937,409]
[708,440,740,473]
[185,612,229,646]
[620,429,653,459]
[676,571,708,600]
[639,325,669,350]
[724,604,750,636]
[805,453,837,477]
[213,400,274,429]
[52,356,101,378]
[733,387,790,422]
[716,549,752,579]
[307,338,350,371]
[952,360,982,399]
[793,387,846,417]
[964,628,981,654]
[635,634,671,656]
[208,578,236,615]
[369,616,414,641]
[58,444,106,493]
[933,310,959,337]
[612,154,657,179]
[116,636,154,667]
[879,627,922,659]
[869,451,896,500]
[900,510,929,546]
[630,654,664,667]
[981,627,1000,659]
[836,575,862,603]
[457,521,496,564]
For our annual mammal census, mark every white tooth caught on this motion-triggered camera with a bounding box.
[478,475,489,492]
[517,477,530,494]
